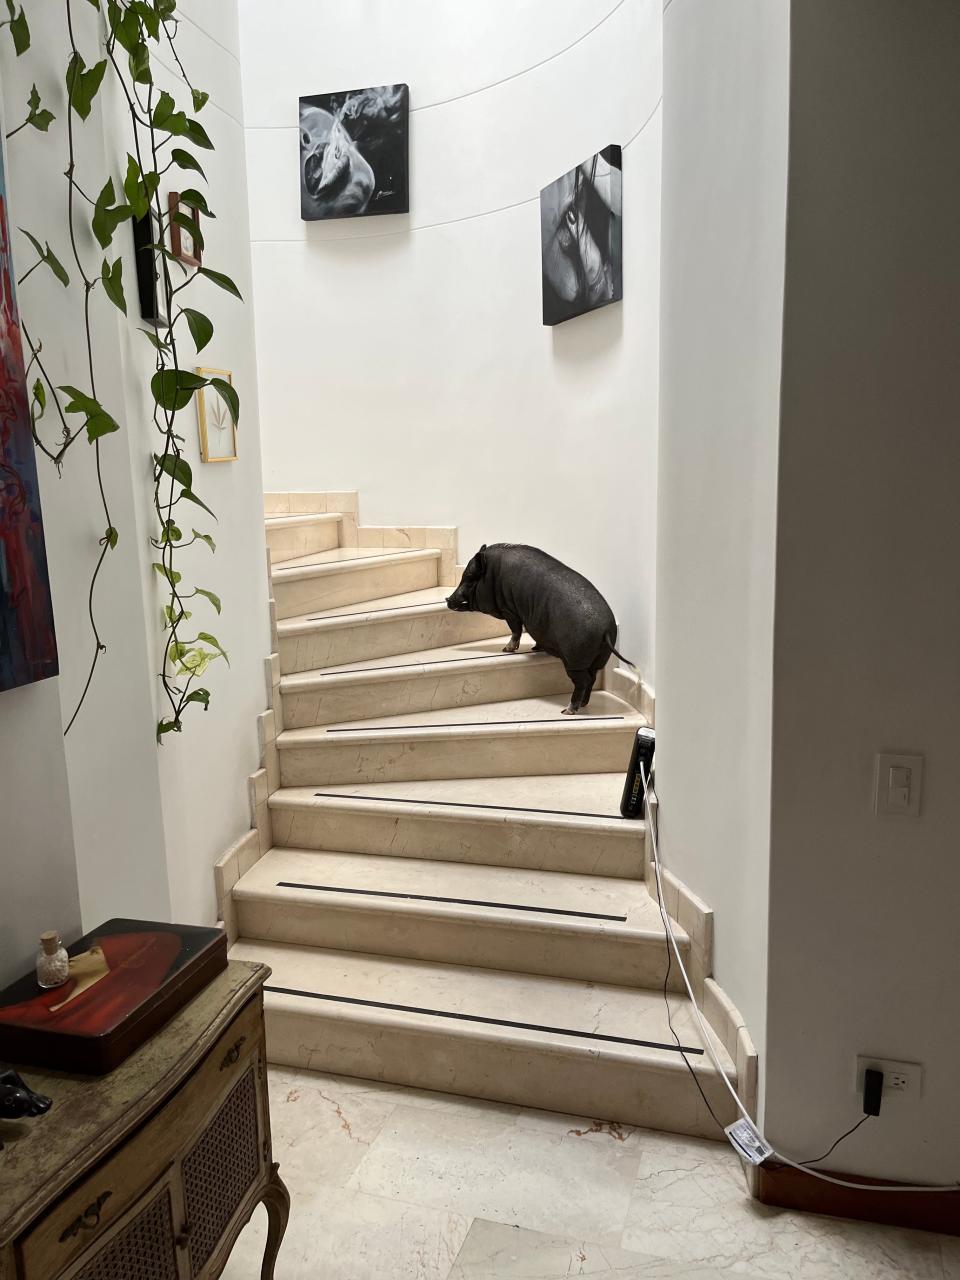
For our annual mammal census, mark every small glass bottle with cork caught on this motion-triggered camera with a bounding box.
[36,931,70,989]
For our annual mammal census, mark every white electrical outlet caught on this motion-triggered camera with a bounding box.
[856,1056,924,1101]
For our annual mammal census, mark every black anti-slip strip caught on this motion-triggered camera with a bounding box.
[306,601,447,622]
[312,652,539,678]
[310,792,622,820]
[324,716,624,733]
[263,985,703,1055]
[276,881,628,922]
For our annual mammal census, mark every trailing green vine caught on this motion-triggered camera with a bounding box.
[4,0,242,740]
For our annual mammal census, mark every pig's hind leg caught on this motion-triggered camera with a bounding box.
[561,668,596,715]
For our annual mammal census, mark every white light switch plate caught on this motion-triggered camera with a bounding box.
[874,753,923,817]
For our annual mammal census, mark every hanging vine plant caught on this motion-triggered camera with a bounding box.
[4,0,241,740]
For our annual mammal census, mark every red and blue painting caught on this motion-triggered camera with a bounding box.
[0,127,58,692]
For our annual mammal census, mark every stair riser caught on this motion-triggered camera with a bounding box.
[237,896,685,989]
[270,804,643,878]
[266,520,340,562]
[273,558,439,620]
[278,726,638,787]
[279,611,506,675]
[282,660,569,728]
[263,1003,736,1139]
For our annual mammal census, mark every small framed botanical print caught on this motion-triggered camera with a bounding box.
[169,191,201,267]
[196,368,237,463]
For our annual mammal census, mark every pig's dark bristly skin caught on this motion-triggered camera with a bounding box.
[446,543,633,715]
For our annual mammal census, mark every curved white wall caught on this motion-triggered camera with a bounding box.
[239,0,661,672]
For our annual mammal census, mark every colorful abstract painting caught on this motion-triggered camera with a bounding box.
[0,124,58,692]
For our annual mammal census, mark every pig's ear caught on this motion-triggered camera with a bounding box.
[478,545,487,571]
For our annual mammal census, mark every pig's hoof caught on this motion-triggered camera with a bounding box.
[502,643,520,654]
[561,706,577,716]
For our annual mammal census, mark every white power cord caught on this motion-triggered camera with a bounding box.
[641,765,960,1194]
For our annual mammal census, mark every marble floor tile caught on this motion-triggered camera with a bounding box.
[941,1236,960,1279]
[621,1130,948,1279]
[346,1101,642,1245]
[448,1218,764,1279]
[264,1066,400,1189]
[220,1184,470,1280]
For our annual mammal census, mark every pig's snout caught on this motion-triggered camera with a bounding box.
[446,592,470,612]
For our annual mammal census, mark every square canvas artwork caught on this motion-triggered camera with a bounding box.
[540,144,623,326]
[299,84,409,220]
[0,124,58,692]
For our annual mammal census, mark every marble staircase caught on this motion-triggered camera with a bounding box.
[223,493,753,1141]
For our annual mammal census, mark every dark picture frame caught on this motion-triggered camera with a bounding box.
[299,83,409,221]
[133,211,170,326]
[540,144,623,326]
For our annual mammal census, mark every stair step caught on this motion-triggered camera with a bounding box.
[265,512,342,561]
[235,848,683,987]
[269,774,643,877]
[229,939,738,1138]
[281,637,569,727]
[277,693,643,786]
[271,547,441,619]
[277,586,507,673]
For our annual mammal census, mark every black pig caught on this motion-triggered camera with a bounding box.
[446,543,632,714]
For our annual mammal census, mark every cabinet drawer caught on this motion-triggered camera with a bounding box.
[18,995,263,1280]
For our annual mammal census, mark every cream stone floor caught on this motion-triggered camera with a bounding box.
[220,1066,959,1280]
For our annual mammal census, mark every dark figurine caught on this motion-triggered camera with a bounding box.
[0,1065,52,1148]
[446,543,633,715]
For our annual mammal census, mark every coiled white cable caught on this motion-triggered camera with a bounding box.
[640,765,960,1194]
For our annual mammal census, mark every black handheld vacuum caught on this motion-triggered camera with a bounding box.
[620,726,655,819]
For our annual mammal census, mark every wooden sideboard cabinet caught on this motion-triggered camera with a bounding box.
[0,960,288,1280]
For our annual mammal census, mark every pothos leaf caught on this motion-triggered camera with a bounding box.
[66,52,107,120]
[123,153,159,221]
[92,178,133,249]
[183,117,213,150]
[150,368,207,412]
[100,256,126,315]
[192,528,216,552]
[191,88,209,113]
[179,488,217,520]
[152,561,182,586]
[58,384,120,442]
[172,210,204,253]
[196,266,242,300]
[6,2,29,55]
[194,590,221,615]
[181,307,213,352]
[197,630,229,665]
[183,687,211,710]
[104,526,119,548]
[170,148,206,181]
[209,377,239,427]
[20,229,70,287]
[26,83,54,131]
[139,327,171,352]
[153,449,193,488]
[177,187,214,219]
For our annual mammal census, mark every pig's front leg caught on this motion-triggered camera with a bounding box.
[502,614,523,654]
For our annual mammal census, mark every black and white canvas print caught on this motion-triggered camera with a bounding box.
[299,84,409,221]
[540,145,622,326]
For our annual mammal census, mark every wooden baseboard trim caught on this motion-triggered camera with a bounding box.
[751,1160,960,1236]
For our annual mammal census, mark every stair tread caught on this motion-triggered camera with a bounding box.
[281,636,554,687]
[272,546,440,576]
[235,847,675,938]
[278,585,454,632]
[264,512,343,528]
[278,691,642,744]
[270,772,635,827]
[229,938,732,1072]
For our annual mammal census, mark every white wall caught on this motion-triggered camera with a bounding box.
[765,0,960,1183]
[655,0,790,1061]
[239,0,662,674]
[1,0,268,938]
